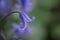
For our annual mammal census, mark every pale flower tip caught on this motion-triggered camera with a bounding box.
[32,16,35,22]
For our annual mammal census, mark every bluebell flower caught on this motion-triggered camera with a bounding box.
[11,11,35,39]
[12,22,31,36]
[11,11,34,34]
[0,0,11,16]
[17,0,32,12]
[11,0,35,40]
[11,22,31,40]
[19,11,35,23]
[24,0,32,12]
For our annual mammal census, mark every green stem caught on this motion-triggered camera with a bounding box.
[0,11,20,28]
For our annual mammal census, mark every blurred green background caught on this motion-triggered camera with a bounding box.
[0,0,60,40]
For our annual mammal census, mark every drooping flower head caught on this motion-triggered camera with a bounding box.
[11,11,35,39]
[11,0,35,40]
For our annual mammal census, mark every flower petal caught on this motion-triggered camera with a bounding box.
[19,11,35,22]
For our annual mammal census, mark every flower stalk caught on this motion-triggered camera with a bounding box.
[0,0,35,40]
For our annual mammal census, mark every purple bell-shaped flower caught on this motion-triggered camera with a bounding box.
[0,0,11,16]
[16,0,32,12]
[11,0,35,40]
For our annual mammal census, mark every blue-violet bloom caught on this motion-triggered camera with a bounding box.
[17,0,32,12]
[0,0,11,16]
[11,0,35,40]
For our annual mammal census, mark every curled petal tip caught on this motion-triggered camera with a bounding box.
[19,11,35,23]
[32,16,35,22]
